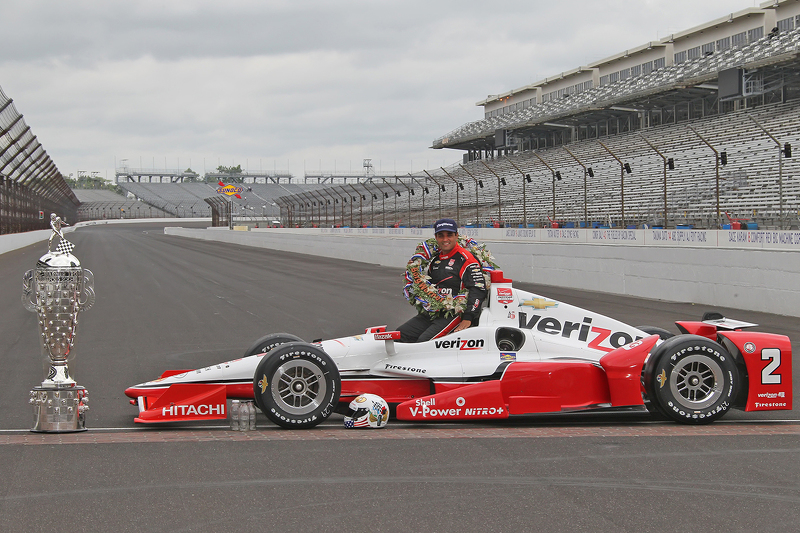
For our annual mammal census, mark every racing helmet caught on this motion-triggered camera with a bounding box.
[343,393,389,429]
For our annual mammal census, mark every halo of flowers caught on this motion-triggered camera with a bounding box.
[403,236,499,318]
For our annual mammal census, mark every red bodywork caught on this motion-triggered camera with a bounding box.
[674,322,793,412]
[126,316,792,424]
[395,336,660,421]
[721,331,793,412]
[133,384,228,423]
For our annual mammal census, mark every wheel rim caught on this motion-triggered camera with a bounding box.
[270,360,327,415]
[668,354,724,409]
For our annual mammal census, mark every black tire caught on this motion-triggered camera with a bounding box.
[638,326,673,417]
[244,333,304,411]
[636,326,674,340]
[243,332,304,357]
[253,343,340,429]
[644,335,738,424]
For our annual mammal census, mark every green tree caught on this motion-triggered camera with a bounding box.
[216,164,243,174]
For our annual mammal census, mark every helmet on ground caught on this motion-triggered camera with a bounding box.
[343,393,389,429]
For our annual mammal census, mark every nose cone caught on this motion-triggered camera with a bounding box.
[124,382,153,399]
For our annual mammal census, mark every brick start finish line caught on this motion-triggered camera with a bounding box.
[2,421,798,446]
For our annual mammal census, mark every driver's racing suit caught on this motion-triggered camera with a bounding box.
[397,243,487,343]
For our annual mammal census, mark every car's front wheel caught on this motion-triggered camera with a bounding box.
[644,335,738,424]
[244,333,304,411]
[243,332,304,357]
[253,343,340,429]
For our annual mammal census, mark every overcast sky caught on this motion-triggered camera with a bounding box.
[2,0,755,181]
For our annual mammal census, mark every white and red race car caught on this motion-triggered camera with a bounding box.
[125,270,792,428]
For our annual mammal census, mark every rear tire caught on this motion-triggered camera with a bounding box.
[253,343,340,429]
[636,326,674,340]
[644,335,738,424]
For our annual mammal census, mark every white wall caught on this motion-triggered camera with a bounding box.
[165,226,800,318]
[0,227,78,256]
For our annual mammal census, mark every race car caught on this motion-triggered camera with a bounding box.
[124,270,792,428]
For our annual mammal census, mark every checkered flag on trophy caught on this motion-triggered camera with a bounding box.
[55,238,75,256]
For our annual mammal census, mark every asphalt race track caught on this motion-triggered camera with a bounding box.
[1,222,798,532]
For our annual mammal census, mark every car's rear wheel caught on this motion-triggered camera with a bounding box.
[253,343,340,429]
[245,333,304,411]
[636,326,674,340]
[644,335,738,424]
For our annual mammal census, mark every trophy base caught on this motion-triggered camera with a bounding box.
[30,386,88,433]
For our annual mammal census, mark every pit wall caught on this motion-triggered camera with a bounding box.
[165,226,800,318]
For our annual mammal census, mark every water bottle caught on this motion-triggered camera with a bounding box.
[230,400,240,431]
[248,401,257,430]
[239,400,250,431]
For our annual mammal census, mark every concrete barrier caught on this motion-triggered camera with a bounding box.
[5,223,794,316]
[0,218,206,256]
[165,226,800,318]
[0,227,77,256]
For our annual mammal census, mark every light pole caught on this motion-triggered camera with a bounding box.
[360,181,379,227]
[274,198,286,226]
[506,159,529,227]
[393,177,413,227]
[640,135,674,228]
[480,160,506,225]
[598,141,632,228]
[380,178,402,226]
[749,115,791,229]
[297,192,313,226]
[332,187,347,227]
[439,167,462,224]
[459,164,484,227]
[347,183,365,227]
[563,146,592,229]
[687,126,725,228]
[422,170,445,220]
[408,174,429,226]
[531,152,561,226]
[310,190,328,227]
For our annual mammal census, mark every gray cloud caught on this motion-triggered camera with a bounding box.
[1,0,749,180]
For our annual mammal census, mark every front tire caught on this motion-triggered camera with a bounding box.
[244,333,304,411]
[253,343,340,429]
[644,335,738,424]
[243,332,304,357]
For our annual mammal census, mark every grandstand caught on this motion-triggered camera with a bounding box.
[74,189,171,220]
[274,0,800,230]
[67,1,800,230]
[108,181,330,222]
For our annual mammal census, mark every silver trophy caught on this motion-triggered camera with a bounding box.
[22,214,95,432]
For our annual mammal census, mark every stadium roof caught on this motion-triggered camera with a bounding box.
[433,4,800,152]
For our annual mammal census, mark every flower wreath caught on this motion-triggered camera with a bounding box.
[403,236,500,318]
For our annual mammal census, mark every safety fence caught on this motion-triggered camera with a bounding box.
[0,85,78,234]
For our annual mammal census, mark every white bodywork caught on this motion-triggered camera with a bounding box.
[131,281,646,391]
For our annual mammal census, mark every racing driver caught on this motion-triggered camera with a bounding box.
[397,218,487,343]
